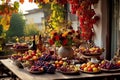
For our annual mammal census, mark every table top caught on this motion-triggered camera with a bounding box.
[1,59,120,80]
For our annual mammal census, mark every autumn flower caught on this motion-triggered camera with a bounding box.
[48,28,80,47]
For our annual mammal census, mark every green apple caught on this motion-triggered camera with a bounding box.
[63,62,68,66]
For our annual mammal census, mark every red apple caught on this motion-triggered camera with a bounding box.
[31,52,36,56]
[26,55,31,60]
[87,67,92,72]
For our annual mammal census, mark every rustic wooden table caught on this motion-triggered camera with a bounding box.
[0,59,120,80]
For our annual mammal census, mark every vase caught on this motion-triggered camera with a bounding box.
[57,46,74,59]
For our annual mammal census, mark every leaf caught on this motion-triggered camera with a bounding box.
[19,0,24,4]
[44,0,49,3]
[14,1,19,10]
[29,0,33,3]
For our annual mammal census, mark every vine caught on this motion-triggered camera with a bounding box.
[68,0,99,40]
[0,0,19,31]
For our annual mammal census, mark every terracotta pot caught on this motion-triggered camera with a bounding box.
[57,46,74,59]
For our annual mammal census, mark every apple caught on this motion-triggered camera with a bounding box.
[83,67,88,72]
[26,55,31,60]
[55,61,59,64]
[63,62,68,66]
[17,57,22,61]
[22,56,26,60]
[92,67,98,72]
[101,60,106,64]
[87,67,92,72]
[56,64,60,67]
[38,67,44,71]
[31,52,36,56]
[87,62,92,65]
[94,64,99,67]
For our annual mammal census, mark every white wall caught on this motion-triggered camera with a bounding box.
[94,0,108,57]
[25,12,44,24]
[93,0,103,47]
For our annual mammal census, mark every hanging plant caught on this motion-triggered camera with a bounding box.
[68,0,99,41]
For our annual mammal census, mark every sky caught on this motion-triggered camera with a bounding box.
[17,0,38,14]
[0,0,39,14]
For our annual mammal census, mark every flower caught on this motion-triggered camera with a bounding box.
[48,28,79,47]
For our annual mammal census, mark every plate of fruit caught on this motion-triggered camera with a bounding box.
[82,52,102,57]
[99,60,120,72]
[25,65,44,74]
[57,65,79,75]
[80,62,101,74]
[79,46,104,57]
[100,68,120,72]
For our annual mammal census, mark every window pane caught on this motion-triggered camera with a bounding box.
[111,0,120,57]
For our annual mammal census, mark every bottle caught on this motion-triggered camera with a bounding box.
[37,35,43,51]
[30,35,37,51]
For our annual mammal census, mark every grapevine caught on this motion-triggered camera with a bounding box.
[0,1,19,31]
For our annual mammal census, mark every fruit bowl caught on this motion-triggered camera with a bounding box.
[82,52,102,57]
[80,62,101,73]
[57,69,80,75]
[14,48,29,53]
[79,68,101,74]
[79,46,104,57]
[56,65,79,75]
[101,68,120,72]
[25,67,44,74]
[99,60,120,72]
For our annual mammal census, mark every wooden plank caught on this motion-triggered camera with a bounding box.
[1,59,120,80]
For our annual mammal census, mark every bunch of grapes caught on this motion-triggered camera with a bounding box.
[30,66,40,71]
[34,60,56,73]
[39,54,52,61]
[100,60,120,69]
[39,54,57,61]
[11,54,21,60]
[34,60,45,67]
[43,64,56,74]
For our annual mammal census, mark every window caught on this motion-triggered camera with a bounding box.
[111,0,120,57]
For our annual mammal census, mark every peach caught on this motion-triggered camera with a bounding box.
[81,63,87,68]
[59,60,63,65]
[32,56,38,60]
[83,67,88,72]
[116,60,120,66]
[90,64,95,68]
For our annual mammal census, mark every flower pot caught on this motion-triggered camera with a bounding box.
[57,46,74,59]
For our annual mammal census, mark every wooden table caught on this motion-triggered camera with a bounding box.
[0,59,120,80]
